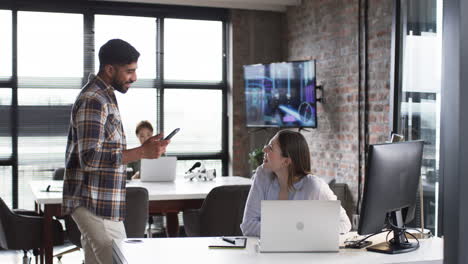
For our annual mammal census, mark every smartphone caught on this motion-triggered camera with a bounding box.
[163,128,180,140]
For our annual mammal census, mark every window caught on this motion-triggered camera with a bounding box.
[18,11,83,78]
[94,15,157,79]
[394,0,442,235]
[0,10,12,79]
[0,88,11,159]
[164,19,223,83]
[115,89,158,149]
[164,89,222,154]
[1,4,227,208]
[163,18,225,176]
[0,167,12,207]
[16,11,83,209]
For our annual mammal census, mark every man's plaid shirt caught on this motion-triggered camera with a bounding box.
[62,74,127,221]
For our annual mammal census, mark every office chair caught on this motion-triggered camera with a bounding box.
[0,197,64,264]
[124,187,148,238]
[53,167,65,180]
[183,185,251,237]
[328,180,354,220]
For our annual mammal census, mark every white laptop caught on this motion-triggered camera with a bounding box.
[140,157,177,182]
[259,200,340,253]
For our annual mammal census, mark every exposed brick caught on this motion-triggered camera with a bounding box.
[230,0,392,212]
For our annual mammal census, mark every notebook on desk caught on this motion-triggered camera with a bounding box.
[140,157,177,182]
[259,200,340,253]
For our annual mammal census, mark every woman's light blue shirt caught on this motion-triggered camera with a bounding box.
[240,166,352,237]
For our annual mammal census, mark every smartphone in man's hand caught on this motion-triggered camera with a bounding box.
[164,128,180,140]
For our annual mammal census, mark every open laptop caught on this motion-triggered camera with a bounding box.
[140,157,177,182]
[259,200,340,253]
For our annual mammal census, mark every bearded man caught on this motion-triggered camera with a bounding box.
[62,39,170,264]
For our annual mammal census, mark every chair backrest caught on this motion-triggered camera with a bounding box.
[0,197,12,249]
[0,197,46,250]
[124,187,148,238]
[328,181,354,219]
[53,167,65,180]
[198,185,251,237]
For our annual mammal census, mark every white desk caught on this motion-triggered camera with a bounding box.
[112,233,443,264]
[30,176,252,264]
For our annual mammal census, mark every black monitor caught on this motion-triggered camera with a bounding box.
[358,140,424,254]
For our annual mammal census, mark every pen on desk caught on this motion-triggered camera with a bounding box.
[222,237,236,245]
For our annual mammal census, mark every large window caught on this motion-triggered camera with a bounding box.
[1,4,227,208]
[94,15,157,79]
[0,88,11,160]
[0,9,13,207]
[0,10,12,79]
[164,89,222,153]
[394,0,442,235]
[164,18,223,83]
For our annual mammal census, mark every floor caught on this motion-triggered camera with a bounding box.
[0,243,84,264]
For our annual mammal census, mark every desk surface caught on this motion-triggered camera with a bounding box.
[113,233,443,264]
[30,176,252,204]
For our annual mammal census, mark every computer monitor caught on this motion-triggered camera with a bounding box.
[358,140,424,254]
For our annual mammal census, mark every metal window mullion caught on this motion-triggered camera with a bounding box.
[12,9,18,209]
[83,11,95,85]
[156,17,164,135]
[163,83,223,89]
[174,154,224,160]
[221,20,228,177]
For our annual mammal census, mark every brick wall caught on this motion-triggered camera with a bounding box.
[229,0,393,208]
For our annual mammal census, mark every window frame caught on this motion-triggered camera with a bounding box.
[0,1,229,208]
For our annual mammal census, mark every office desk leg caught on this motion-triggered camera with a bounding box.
[43,205,54,264]
[35,203,44,264]
[165,212,179,237]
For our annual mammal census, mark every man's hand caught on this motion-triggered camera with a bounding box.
[141,133,170,159]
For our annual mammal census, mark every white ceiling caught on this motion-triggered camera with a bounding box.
[99,0,302,12]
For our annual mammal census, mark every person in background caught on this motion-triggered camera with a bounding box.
[62,39,170,264]
[240,130,351,237]
[128,120,154,179]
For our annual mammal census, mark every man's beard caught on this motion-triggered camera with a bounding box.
[112,78,132,94]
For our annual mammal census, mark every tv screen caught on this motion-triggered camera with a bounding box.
[244,60,317,128]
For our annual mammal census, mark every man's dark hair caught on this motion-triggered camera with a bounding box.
[98,39,140,70]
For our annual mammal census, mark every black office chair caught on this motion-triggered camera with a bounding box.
[0,197,64,264]
[53,167,65,180]
[124,187,148,238]
[183,185,251,237]
[328,180,354,220]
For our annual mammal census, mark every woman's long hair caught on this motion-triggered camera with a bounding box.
[276,130,311,189]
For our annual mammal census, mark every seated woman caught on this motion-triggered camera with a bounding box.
[240,130,351,237]
[128,120,154,180]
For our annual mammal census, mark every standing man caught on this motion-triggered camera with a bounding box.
[62,39,169,264]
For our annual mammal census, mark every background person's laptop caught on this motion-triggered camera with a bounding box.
[140,157,177,182]
[260,200,340,253]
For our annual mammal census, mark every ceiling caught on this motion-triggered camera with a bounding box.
[99,0,302,12]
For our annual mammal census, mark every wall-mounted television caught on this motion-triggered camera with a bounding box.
[244,60,317,128]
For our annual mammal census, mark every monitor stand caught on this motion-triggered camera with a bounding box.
[366,210,419,254]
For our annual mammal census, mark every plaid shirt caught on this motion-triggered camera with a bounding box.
[62,74,127,221]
